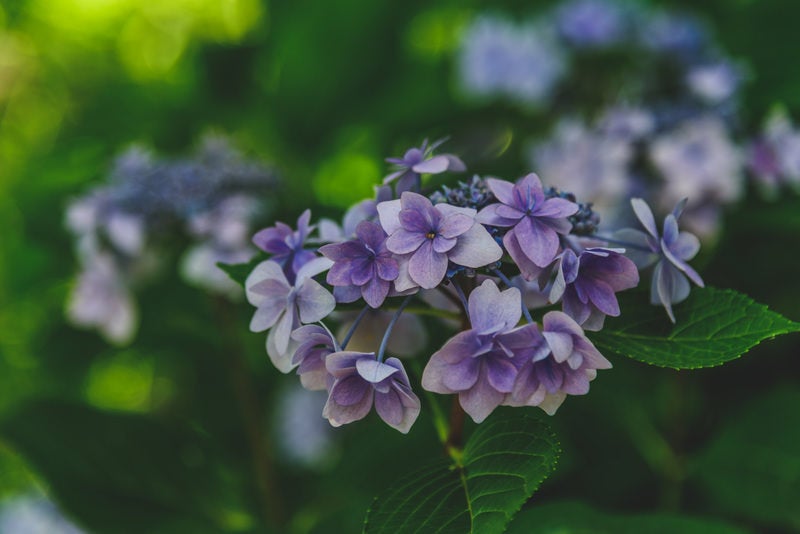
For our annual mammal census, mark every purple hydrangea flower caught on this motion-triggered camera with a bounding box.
[505,311,612,415]
[458,16,567,107]
[378,192,502,290]
[422,279,540,423]
[555,0,628,48]
[747,110,800,193]
[640,11,707,57]
[531,119,635,230]
[252,209,317,282]
[323,351,420,433]
[246,258,335,372]
[291,324,337,391]
[384,139,466,194]
[550,247,639,330]
[477,174,579,279]
[66,252,138,345]
[319,221,399,308]
[615,198,704,322]
[686,61,741,104]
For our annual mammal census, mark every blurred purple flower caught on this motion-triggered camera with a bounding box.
[649,117,743,237]
[477,174,578,278]
[748,110,800,192]
[246,258,335,372]
[505,311,612,415]
[640,11,707,57]
[422,280,539,423]
[323,351,420,433]
[291,324,337,391]
[335,308,429,357]
[378,192,502,290]
[532,119,635,229]
[458,16,567,107]
[66,253,137,345]
[252,210,317,283]
[0,495,85,534]
[687,62,741,104]
[384,139,465,194]
[555,0,628,47]
[550,247,639,330]
[319,221,399,308]
[615,198,704,322]
[274,385,334,467]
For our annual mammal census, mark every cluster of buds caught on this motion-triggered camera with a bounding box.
[244,140,704,432]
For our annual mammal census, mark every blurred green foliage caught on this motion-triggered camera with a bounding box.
[0,0,799,532]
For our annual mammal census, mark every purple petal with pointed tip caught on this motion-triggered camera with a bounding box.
[631,198,659,239]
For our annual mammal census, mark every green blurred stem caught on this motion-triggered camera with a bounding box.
[446,398,466,456]
[423,388,449,446]
[621,401,685,511]
[213,297,285,530]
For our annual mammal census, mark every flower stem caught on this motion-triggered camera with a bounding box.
[212,297,284,530]
[594,234,652,252]
[451,280,470,321]
[340,305,370,350]
[445,397,466,456]
[377,295,413,362]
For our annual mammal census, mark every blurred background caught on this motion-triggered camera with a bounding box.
[1,0,799,532]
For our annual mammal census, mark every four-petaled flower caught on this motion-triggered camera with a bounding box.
[422,279,541,423]
[550,247,639,330]
[378,192,502,290]
[252,209,317,282]
[319,221,399,308]
[384,139,466,194]
[505,311,612,415]
[616,198,704,322]
[246,257,335,372]
[477,173,579,279]
[323,351,421,433]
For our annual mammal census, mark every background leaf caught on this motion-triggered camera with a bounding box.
[364,411,560,534]
[693,387,800,531]
[505,501,750,534]
[217,254,267,288]
[0,400,251,534]
[589,287,800,369]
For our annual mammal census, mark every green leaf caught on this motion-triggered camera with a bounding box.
[217,254,267,288]
[0,400,252,533]
[505,501,751,534]
[363,411,560,534]
[589,287,800,369]
[694,387,800,530]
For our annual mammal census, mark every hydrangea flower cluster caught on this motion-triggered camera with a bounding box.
[458,0,743,113]
[243,140,705,433]
[455,0,800,240]
[65,135,275,343]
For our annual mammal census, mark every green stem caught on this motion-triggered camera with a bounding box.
[423,388,449,445]
[213,297,284,530]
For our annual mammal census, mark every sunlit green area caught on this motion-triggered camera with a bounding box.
[0,0,799,532]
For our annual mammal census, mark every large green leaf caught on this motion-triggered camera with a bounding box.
[363,411,560,534]
[589,287,800,369]
[0,401,252,533]
[694,387,800,531]
[505,501,750,534]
